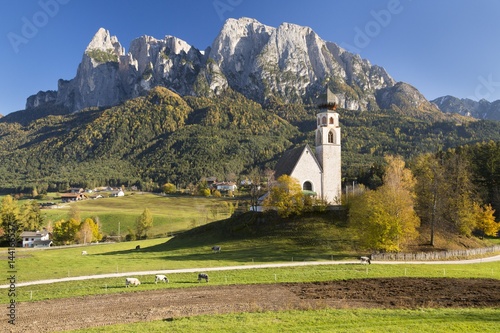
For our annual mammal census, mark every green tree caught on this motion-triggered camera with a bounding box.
[412,153,447,246]
[443,152,477,236]
[136,208,153,239]
[264,175,304,218]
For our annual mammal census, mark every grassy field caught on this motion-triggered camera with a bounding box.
[2,195,499,332]
[2,260,499,303]
[64,308,500,333]
[40,193,237,237]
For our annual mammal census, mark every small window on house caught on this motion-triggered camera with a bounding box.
[328,131,334,143]
[329,117,334,124]
[322,116,327,125]
[303,181,313,191]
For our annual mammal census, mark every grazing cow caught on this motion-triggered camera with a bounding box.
[360,256,371,264]
[135,245,141,250]
[197,273,209,282]
[154,274,169,284]
[125,277,141,287]
[212,245,221,253]
[81,251,88,255]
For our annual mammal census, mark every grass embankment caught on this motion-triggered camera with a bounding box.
[64,308,500,333]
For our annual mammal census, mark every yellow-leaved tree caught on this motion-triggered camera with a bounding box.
[474,203,499,238]
[264,175,304,218]
[349,155,420,252]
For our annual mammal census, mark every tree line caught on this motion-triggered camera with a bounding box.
[265,143,500,252]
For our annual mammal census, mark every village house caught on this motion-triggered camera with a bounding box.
[214,182,238,192]
[60,193,86,202]
[201,176,218,186]
[111,189,125,197]
[20,229,52,248]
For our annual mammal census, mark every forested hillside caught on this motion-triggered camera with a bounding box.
[1,86,500,194]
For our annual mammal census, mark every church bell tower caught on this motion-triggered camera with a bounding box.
[315,88,342,204]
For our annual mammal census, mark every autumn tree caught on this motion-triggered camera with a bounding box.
[21,200,45,231]
[162,183,176,194]
[349,155,420,252]
[0,195,21,242]
[52,218,80,245]
[473,203,499,238]
[264,175,304,218]
[76,217,103,244]
[136,208,153,239]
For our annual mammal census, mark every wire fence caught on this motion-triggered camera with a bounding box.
[370,245,500,261]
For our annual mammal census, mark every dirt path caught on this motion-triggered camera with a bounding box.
[2,277,499,333]
[2,255,500,289]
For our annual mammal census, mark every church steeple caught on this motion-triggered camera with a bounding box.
[315,87,342,204]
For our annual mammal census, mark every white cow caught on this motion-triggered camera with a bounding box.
[125,277,141,287]
[81,251,88,255]
[360,256,371,264]
[154,274,169,284]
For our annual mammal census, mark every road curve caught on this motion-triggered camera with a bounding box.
[1,254,499,289]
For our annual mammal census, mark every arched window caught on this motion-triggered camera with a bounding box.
[321,116,327,125]
[303,181,313,191]
[329,117,334,124]
[316,130,321,146]
[328,130,334,143]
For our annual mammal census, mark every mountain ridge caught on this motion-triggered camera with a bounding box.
[432,95,500,121]
[21,17,444,121]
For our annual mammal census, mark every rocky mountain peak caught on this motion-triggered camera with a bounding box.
[25,18,435,117]
[85,28,124,56]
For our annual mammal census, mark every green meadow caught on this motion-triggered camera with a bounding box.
[2,193,499,332]
[2,245,499,303]
[40,193,236,237]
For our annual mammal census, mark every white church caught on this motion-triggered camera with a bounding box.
[272,87,342,205]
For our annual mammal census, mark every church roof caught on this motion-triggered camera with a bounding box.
[317,87,338,110]
[274,144,322,178]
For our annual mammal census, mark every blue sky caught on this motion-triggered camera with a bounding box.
[2,0,500,115]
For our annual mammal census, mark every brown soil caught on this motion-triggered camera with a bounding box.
[3,278,499,333]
